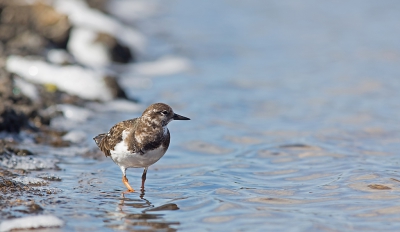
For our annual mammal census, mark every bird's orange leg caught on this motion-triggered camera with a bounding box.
[122,176,135,193]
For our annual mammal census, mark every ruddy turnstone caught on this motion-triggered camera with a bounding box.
[93,103,190,193]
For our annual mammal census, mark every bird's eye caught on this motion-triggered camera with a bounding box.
[161,110,168,115]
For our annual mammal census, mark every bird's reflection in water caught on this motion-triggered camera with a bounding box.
[104,190,180,231]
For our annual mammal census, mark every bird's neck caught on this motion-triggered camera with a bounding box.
[132,118,166,148]
[134,118,164,141]
[140,117,163,130]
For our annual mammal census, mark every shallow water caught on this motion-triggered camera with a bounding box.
[4,0,400,231]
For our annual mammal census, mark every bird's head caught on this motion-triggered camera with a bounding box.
[142,103,190,127]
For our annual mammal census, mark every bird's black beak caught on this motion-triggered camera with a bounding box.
[173,113,190,120]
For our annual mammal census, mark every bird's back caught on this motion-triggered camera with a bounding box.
[94,118,139,157]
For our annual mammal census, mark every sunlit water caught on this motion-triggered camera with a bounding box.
[5,1,400,231]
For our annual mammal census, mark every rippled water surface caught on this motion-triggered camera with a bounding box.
[6,0,400,231]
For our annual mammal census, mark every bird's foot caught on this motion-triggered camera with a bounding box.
[122,189,135,197]
[122,176,135,193]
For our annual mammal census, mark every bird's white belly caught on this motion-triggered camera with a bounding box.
[110,143,166,168]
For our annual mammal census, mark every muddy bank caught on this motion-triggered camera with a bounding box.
[0,140,57,220]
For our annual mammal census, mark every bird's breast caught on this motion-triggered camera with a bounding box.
[110,141,167,168]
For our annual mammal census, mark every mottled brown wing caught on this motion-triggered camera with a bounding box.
[94,118,139,157]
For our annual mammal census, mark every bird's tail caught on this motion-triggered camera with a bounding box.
[93,133,106,147]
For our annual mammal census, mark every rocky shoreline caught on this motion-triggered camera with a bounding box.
[0,0,141,225]
[0,1,191,229]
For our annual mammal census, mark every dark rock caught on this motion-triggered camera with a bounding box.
[0,171,45,219]
[33,128,70,147]
[31,3,71,48]
[145,203,180,212]
[27,203,43,213]
[111,41,134,63]
[0,176,27,192]
[0,140,34,157]
[0,2,71,56]
[0,87,30,133]
[37,173,62,181]
[104,75,129,99]
[34,82,87,108]
[95,32,133,63]
[367,184,391,190]
[0,105,28,133]
[0,72,39,132]
[0,68,90,133]
[82,148,106,161]
[0,4,31,25]
[86,0,108,13]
